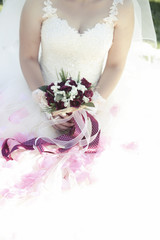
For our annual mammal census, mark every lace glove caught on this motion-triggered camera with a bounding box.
[32,88,53,120]
[91,90,107,114]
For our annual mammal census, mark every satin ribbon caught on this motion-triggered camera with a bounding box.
[1,109,101,161]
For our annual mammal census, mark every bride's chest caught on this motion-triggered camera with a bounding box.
[41,16,114,56]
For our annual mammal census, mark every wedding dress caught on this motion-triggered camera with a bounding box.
[0,0,160,239]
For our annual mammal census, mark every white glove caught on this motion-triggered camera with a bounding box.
[92,90,107,111]
[32,89,48,108]
[32,88,53,120]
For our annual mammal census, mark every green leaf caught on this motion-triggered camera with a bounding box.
[56,69,60,82]
[50,103,56,107]
[39,85,48,92]
[83,102,95,107]
[66,92,70,98]
[59,68,68,82]
[77,72,81,82]
[41,105,57,113]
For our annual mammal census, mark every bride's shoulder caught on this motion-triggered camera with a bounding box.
[22,0,45,21]
[117,0,134,21]
[23,0,45,9]
[120,0,133,12]
[118,0,133,10]
[114,0,134,28]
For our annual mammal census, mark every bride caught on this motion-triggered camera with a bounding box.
[0,0,160,239]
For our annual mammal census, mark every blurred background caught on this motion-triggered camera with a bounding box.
[0,0,160,47]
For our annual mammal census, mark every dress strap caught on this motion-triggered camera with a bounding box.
[42,0,57,20]
[103,0,124,24]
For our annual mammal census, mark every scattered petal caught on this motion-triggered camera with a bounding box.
[8,108,29,124]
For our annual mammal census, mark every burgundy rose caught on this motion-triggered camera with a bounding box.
[59,85,72,92]
[57,82,65,87]
[70,99,82,108]
[69,79,77,87]
[45,92,55,106]
[55,101,65,110]
[84,90,93,100]
[81,78,91,88]
[77,90,83,99]
[47,83,55,92]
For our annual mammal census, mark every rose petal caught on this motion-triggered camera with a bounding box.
[8,108,29,124]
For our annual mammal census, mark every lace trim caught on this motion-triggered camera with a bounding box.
[42,0,57,19]
[103,0,124,24]
[42,0,124,23]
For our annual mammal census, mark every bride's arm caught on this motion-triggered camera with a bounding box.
[19,0,44,91]
[96,0,134,100]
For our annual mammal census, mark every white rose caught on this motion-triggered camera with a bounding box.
[51,85,60,92]
[65,81,71,87]
[83,96,90,103]
[64,100,70,108]
[69,94,76,101]
[54,90,66,102]
[77,84,87,93]
[70,86,78,97]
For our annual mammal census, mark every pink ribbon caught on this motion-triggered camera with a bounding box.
[1,110,101,161]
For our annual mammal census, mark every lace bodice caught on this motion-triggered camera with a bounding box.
[40,0,124,85]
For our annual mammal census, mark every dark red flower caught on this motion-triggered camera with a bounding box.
[69,79,77,87]
[59,85,72,92]
[45,92,55,106]
[47,83,55,92]
[55,101,65,110]
[84,90,93,100]
[77,90,83,99]
[57,82,65,87]
[70,99,82,108]
[81,78,91,88]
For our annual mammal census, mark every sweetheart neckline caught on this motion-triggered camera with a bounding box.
[42,14,113,37]
[42,0,116,36]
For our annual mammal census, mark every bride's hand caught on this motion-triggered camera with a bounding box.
[51,112,75,131]
[32,88,47,108]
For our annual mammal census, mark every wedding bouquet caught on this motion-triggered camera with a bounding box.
[2,69,103,188]
[38,69,95,116]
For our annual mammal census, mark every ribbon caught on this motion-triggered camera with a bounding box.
[1,109,101,161]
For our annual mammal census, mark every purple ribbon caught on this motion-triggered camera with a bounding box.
[2,112,101,161]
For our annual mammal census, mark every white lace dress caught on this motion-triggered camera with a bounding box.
[0,0,160,239]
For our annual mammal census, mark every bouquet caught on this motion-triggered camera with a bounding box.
[38,69,95,116]
[2,69,102,188]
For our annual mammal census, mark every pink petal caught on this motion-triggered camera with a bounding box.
[0,188,15,198]
[62,178,71,190]
[40,155,58,169]
[8,107,29,124]
[110,104,119,117]
[15,170,46,189]
[121,141,138,151]
[76,172,90,183]
[69,159,82,172]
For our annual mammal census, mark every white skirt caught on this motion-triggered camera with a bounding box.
[0,42,160,240]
